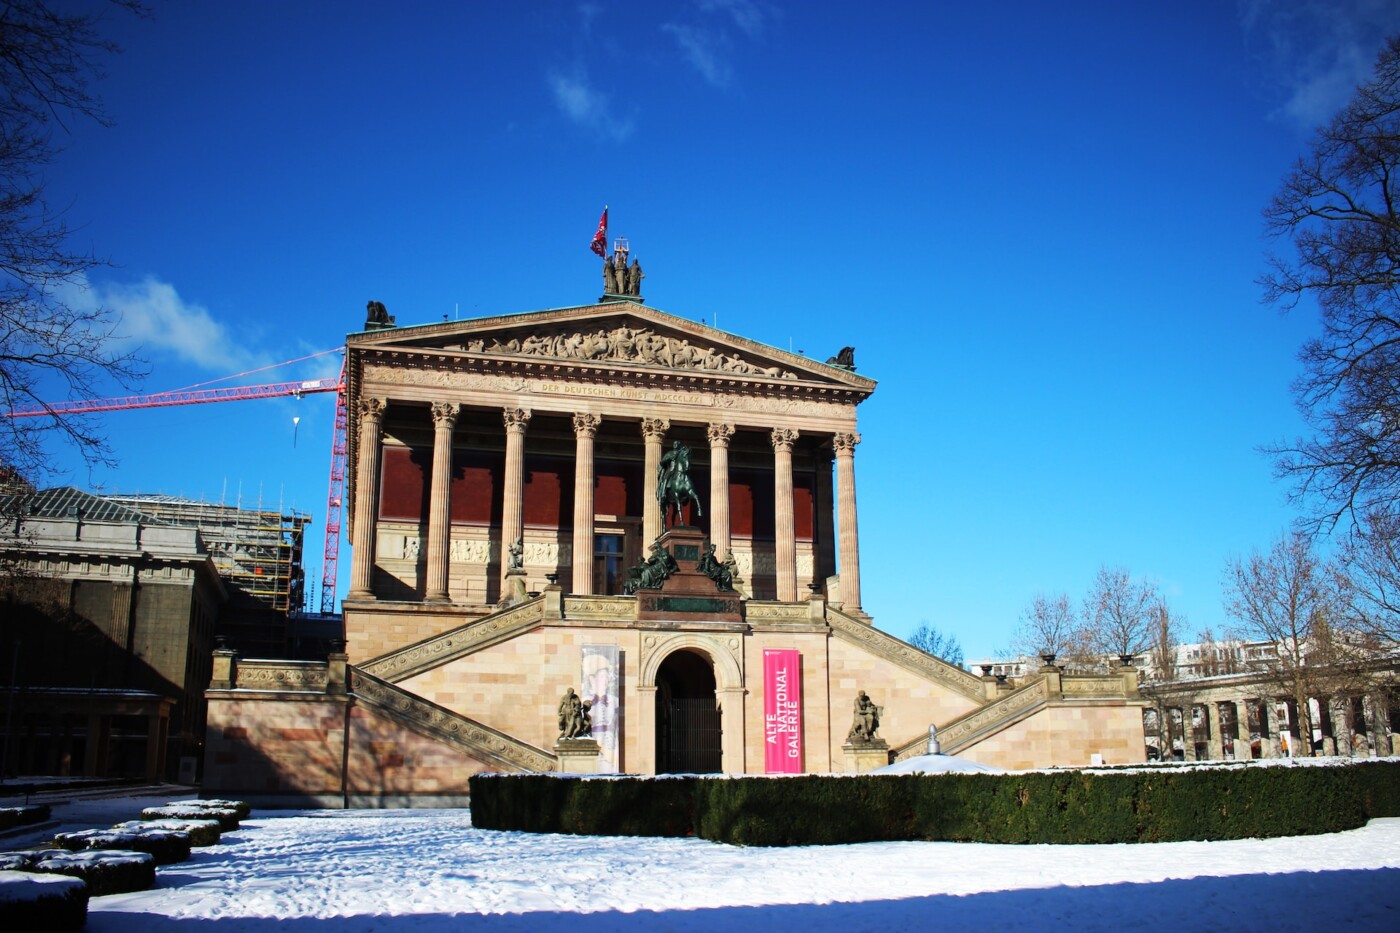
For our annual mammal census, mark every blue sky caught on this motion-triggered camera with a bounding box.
[29,1,1400,660]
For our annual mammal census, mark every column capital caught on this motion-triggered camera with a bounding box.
[707,422,736,447]
[573,412,601,437]
[358,396,387,422]
[503,407,532,432]
[641,417,670,441]
[833,431,861,453]
[770,427,798,452]
[431,401,460,428]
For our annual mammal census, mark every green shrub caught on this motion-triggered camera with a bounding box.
[54,828,192,865]
[0,805,50,832]
[115,818,221,847]
[0,870,88,933]
[141,805,239,831]
[167,798,252,820]
[469,774,695,836]
[1351,759,1400,818]
[23,849,156,897]
[471,760,1400,846]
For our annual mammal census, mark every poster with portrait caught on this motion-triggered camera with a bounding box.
[581,645,620,773]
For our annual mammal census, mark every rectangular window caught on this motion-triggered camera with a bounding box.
[594,533,626,595]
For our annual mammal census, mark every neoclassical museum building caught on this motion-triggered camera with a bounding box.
[203,267,1146,803]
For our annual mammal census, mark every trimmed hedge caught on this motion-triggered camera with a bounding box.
[116,818,222,847]
[0,870,88,933]
[18,849,156,897]
[54,828,192,865]
[166,798,252,821]
[141,805,239,831]
[0,804,51,832]
[471,759,1400,846]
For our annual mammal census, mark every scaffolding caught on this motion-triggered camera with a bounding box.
[103,493,311,613]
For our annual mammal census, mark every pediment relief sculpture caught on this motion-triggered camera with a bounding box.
[456,324,799,380]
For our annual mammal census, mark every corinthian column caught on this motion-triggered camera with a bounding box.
[424,401,459,603]
[572,413,601,594]
[641,417,670,544]
[500,407,531,592]
[833,431,862,612]
[771,428,798,601]
[348,396,387,600]
[707,422,735,558]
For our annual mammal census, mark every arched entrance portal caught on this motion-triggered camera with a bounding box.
[655,649,721,773]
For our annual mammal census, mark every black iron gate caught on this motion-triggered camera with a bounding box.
[663,699,722,773]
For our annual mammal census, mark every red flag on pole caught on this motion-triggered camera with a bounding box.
[590,207,608,257]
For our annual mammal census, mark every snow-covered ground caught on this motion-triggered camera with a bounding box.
[4,786,1398,931]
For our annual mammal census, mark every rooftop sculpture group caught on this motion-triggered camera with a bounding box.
[603,251,644,297]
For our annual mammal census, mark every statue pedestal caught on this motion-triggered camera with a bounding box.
[634,526,743,623]
[554,738,601,774]
[843,740,890,773]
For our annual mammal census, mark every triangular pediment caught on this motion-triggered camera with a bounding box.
[347,301,875,394]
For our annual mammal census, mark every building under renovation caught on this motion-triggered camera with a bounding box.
[0,484,312,781]
[103,494,311,657]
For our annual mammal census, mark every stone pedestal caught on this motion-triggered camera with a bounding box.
[555,738,601,774]
[634,526,742,622]
[843,740,889,773]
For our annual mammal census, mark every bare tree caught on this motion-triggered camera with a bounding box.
[0,1,148,482]
[1260,36,1400,531]
[1145,596,1184,682]
[1010,592,1090,668]
[1337,509,1400,648]
[1194,624,1244,678]
[1222,532,1344,755]
[1081,565,1158,663]
[907,622,964,668]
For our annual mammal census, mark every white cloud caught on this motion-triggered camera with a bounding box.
[548,70,634,140]
[61,274,259,374]
[662,22,733,88]
[1239,0,1400,128]
[699,0,771,39]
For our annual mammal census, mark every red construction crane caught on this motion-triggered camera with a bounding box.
[5,358,349,614]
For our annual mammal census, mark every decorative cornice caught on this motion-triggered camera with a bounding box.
[563,596,637,620]
[233,661,329,692]
[744,601,808,623]
[358,598,546,682]
[827,607,986,701]
[350,668,556,773]
[1061,676,1132,698]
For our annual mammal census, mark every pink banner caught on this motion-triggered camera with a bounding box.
[764,649,803,773]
